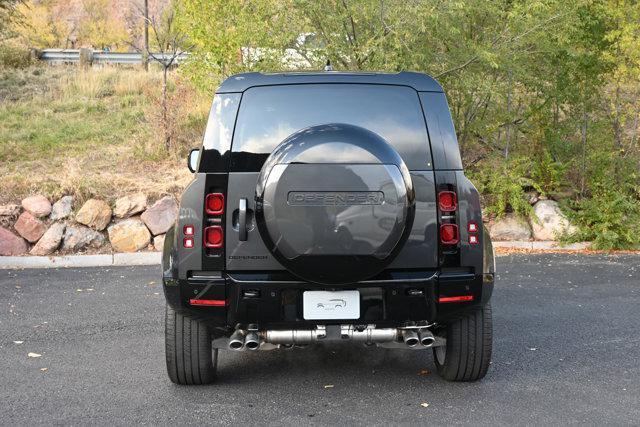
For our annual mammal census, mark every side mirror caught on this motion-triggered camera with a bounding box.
[187,148,200,173]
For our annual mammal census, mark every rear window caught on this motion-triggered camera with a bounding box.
[230,84,432,171]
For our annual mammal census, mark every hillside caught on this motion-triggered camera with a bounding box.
[0,65,206,205]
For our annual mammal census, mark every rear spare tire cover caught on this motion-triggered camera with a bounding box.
[255,123,415,284]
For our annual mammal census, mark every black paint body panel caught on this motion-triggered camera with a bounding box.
[162,71,494,329]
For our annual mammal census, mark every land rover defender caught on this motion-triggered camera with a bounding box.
[162,71,495,385]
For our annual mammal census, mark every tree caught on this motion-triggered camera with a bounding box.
[12,0,73,48]
[0,0,24,41]
[132,2,190,150]
[77,0,128,50]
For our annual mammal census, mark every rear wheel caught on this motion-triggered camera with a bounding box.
[433,303,492,381]
[165,305,218,385]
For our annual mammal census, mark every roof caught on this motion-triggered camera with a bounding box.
[215,71,443,93]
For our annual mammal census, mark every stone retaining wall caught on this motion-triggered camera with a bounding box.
[0,194,177,256]
[486,198,577,242]
[0,191,580,256]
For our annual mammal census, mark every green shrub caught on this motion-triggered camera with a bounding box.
[469,156,541,218]
[564,184,640,250]
[0,44,33,69]
[531,150,568,196]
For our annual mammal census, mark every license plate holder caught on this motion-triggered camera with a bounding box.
[303,290,360,320]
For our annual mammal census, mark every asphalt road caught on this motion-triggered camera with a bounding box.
[1,253,639,425]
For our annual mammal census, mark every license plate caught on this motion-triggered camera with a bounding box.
[303,290,360,320]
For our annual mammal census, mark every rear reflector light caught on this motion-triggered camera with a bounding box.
[183,237,194,248]
[469,234,479,245]
[189,299,226,306]
[183,224,195,235]
[439,295,474,303]
[438,191,457,212]
[440,224,459,245]
[205,193,224,215]
[468,222,478,233]
[204,226,223,248]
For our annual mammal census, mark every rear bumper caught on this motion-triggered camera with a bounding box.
[163,269,493,329]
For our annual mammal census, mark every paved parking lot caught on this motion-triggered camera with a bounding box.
[1,253,639,425]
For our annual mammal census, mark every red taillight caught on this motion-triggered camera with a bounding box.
[469,234,479,245]
[183,224,195,235]
[440,224,459,245]
[438,191,457,212]
[467,221,478,233]
[439,295,474,303]
[205,193,224,215]
[189,299,227,306]
[183,237,194,248]
[204,226,223,248]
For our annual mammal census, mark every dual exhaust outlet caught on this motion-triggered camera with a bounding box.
[228,326,435,351]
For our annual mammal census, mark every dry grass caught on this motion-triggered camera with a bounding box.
[0,65,209,205]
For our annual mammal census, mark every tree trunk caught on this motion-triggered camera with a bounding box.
[580,106,588,197]
[162,67,169,151]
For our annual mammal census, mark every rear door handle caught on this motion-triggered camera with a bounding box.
[239,198,248,241]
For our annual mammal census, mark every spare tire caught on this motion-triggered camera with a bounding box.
[255,123,415,284]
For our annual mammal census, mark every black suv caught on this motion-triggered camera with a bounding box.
[162,72,495,385]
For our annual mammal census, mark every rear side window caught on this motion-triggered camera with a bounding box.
[230,84,432,171]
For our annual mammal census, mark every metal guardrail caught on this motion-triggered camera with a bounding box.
[39,49,189,65]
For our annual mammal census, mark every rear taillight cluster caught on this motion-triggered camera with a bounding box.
[182,192,225,250]
[204,193,224,250]
[437,190,480,246]
[438,191,459,245]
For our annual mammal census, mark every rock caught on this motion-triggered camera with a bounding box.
[108,218,151,252]
[530,200,577,240]
[61,225,105,252]
[75,199,112,231]
[21,195,51,218]
[524,191,539,205]
[0,204,20,217]
[113,193,147,218]
[153,234,166,251]
[50,196,73,220]
[30,223,66,255]
[141,196,178,236]
[0,204,20,228]
[0,226,29,255]
[489,214,532,241]
[14,212,46,243]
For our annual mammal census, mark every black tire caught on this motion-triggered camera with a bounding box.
[433,303,492,382]
[165,305,218,385]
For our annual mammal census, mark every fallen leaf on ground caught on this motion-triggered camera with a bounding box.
[13,341,24,344]
[420,402,430,408]
[40,368,48,372]
[76,289,82,292]
[324,384,334,389]
[148,281,156,285]
[418,369,430,376]
[28,352,42,358]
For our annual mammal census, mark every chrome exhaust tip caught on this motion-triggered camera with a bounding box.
[229,329,246,351]
[418,329,436,347]
[244,331,260,350]
[402,329,420,347]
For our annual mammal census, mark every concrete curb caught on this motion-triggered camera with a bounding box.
[493,241,591,250]
[0,252,161,269]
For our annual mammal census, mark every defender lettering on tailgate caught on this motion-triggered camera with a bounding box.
[287,191,384,206]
